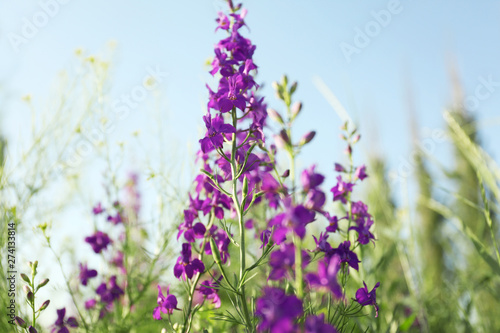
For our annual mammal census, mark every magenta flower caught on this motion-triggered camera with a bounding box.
[78,263,97,286]
[255,287,303,333]
[301,165,325,192]
[96,275,124,305]
[85,231,112,253]
[215,12,230,31]
[349,217,375,245]
[313,232,332,253]
[52,308,78,333]
[305,314,337,333]
[199,277,222,308]
[174,243,205,280]
[306,255,342,298]
[329,241,360,271]
[84,299,96,310]
[355,282,380,317]
[153,285,178,320]
[199,113,235,153]
[218,74,247,113]
[324,212,339,233]
[354,165,368,181]
[268,243,309,281]
[92,202,105,215]
[269,198,315,243]
[330,176,354,204]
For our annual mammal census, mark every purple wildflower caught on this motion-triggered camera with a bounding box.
[153,285,178,320]
[355,282,380,317]
[268,243,309,281]
[255,287,303,333]
[199,113,236,153]
[305,314,337,333]
[92,202,104,215]
[78,263,97,286]
[96,276,124,305]
[330,176,354,204]
[354,165,368,181]
[199,277,222,308]
[349,218,375,245]
[329,241,360,271]
[52,308,78,333]
[269,198,315,243]
[306,255,342,298]
[85,231,112,253]
[174,243,205,280]
[84,299,96,310]
[301,165,325,192]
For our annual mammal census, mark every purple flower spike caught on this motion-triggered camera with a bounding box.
[305,314,337,333]
[78,263,97,286]
[199,113,236,153]
[306,255,343,299]
[153,285,179,320]
[85,231,112,254]
[255,287,303,333]
[355,282,380,317]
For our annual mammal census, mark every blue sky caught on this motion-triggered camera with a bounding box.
[2,0,500,323]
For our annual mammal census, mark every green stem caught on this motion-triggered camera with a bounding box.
[229,108,253,331]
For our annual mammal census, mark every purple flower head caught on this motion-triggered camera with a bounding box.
[355,282,380,317]
[354,165,368,181]
[312,232,332,253]
[269,198,315,243]
[351,201,371,223]
[305,189,326,211]
[78,263,97,286]
[174,243,205,280]
[85,231,112,254]
[306,255,342,298]
[204,226,231,264]
[106,212,123,225]
[96,275,124,305]
[199,277,222,308]
[268,243,309,281]
[255,287,303,333]
[153,285,179,320]
[215,11,230,31]
[329,241,360,271]
[324,212,339,233]
[92,202,104,215]
[84,299,96,310]
[301,165,325,192]
[305,314,337,333]
[349,218,375,245]
[52,308,78,333]
[199,113,236,153]
[330,176,354,204]
[218,74,247,113]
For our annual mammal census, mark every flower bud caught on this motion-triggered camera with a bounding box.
[37,278,49,289]
[267,108,284,125]
[352,134,361,144]
[281,169,290,178]
[299,131,316,146]
[289,81,298,95]
[344,145,352,155]
[291,101,302,119]
[209,238,222,265]
[28,326,38,333]
[27,291,34,304]
[281,75,288,87]
[23,285,32,294]
[242,176,249,199]
[15,316,26,328]
[20,273,30,284]
[38,300,50,311]
[340,121,348,131]
[274,130,291,150]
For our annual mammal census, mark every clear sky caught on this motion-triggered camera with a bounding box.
[1,0,500,323]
